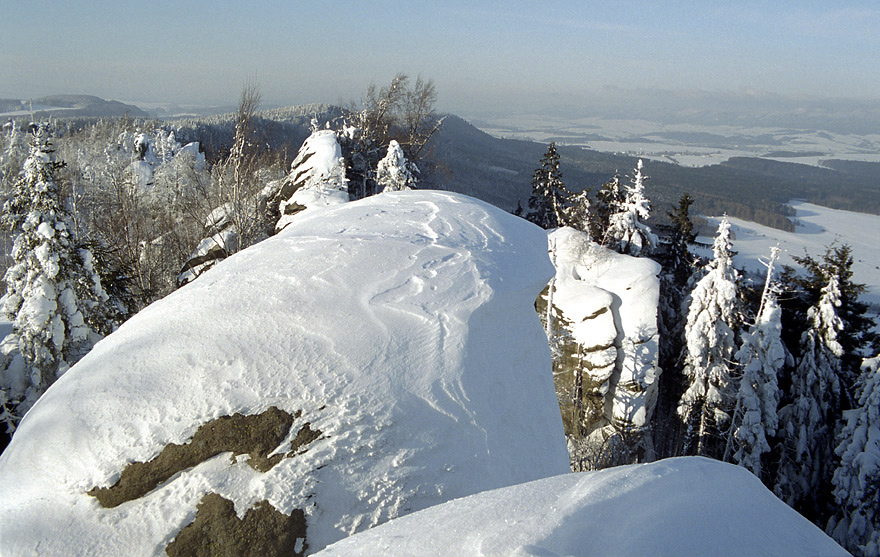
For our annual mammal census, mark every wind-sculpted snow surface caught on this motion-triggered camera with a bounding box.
[316,457,848,556]
[0,191,569,555]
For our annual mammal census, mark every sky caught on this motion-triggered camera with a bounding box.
[2,1,879,116]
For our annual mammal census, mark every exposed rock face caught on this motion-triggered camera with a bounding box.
[543,227,661,468]
[0,191,569,555]
[165,493,307,557]
[87,407,319,508]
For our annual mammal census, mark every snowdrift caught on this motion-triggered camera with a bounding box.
[317,457,848,556]
[0,191,570,555]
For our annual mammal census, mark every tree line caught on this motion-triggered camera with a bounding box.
[526,143,880,555]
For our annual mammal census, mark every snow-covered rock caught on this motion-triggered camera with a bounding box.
[550,228,660,428]
[316,457,848,556]
[275,129,349,230]
[0,191,569,555]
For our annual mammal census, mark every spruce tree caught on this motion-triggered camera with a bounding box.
[727,247,784,478]
[775,272,844,522]
[666,194,697,286]
[605,159,657,255]
[654,193,698,459]
[593,174,623,242]
[0,126,112,434]
[526,143,568,229]
[564,189,592,237]
[788,245,877,391]
[677,216,739,457]
[828,355,880,555]
[376,140,417,192]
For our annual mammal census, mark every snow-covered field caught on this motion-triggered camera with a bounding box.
[698,200,880,307]
[475,114,880,168]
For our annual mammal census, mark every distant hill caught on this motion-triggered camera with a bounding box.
[168,107,880,231]
[1,94,148,119]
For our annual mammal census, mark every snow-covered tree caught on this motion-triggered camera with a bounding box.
[775,272,844,520]
[785,244,877,390]
[828,355,880,555]
[526,143,569,229]
[376,140,417,192]
[726,247,784,477]
[344,74,442,199]
[1,119,29,193]
[592,174,623,242]
[677,216,739,456]
[605,159,657,256]
[564,189,592,237]
[0,126,112,433]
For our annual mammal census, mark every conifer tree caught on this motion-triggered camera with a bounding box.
[606,159,657,255]
[0,126,112,434]
[677,216,739,456]
[654,193,698,459]
[563,189,592,237]
[666,194,697,286]
[775,272,844,521]
[787,245,877,391]
[828,355,880,555]
[376,140,417,192]
[526,143,568,229]
[727,246,784,477]
[593,174,623,242]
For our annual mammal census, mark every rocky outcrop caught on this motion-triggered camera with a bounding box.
[543,227,661,468]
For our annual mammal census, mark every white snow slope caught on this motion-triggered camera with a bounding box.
[0,191,570,555]
[317,456,847,557]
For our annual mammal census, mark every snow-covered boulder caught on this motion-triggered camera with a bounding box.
[316,457,848,556]
[0,191,569,555]
[546,227,661,463]
[275,129,349,230]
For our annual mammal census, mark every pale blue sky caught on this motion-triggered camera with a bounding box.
[2,1,878,113]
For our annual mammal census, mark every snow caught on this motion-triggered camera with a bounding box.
[476,114,880,168]
[316,456,848,556]
[36,222,55,239]
[0,191,570,555]
[699,200,880,307]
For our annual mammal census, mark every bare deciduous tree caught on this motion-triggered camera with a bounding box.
[344,74,443,199]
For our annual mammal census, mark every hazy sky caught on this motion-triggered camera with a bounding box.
[2,1,879,114]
